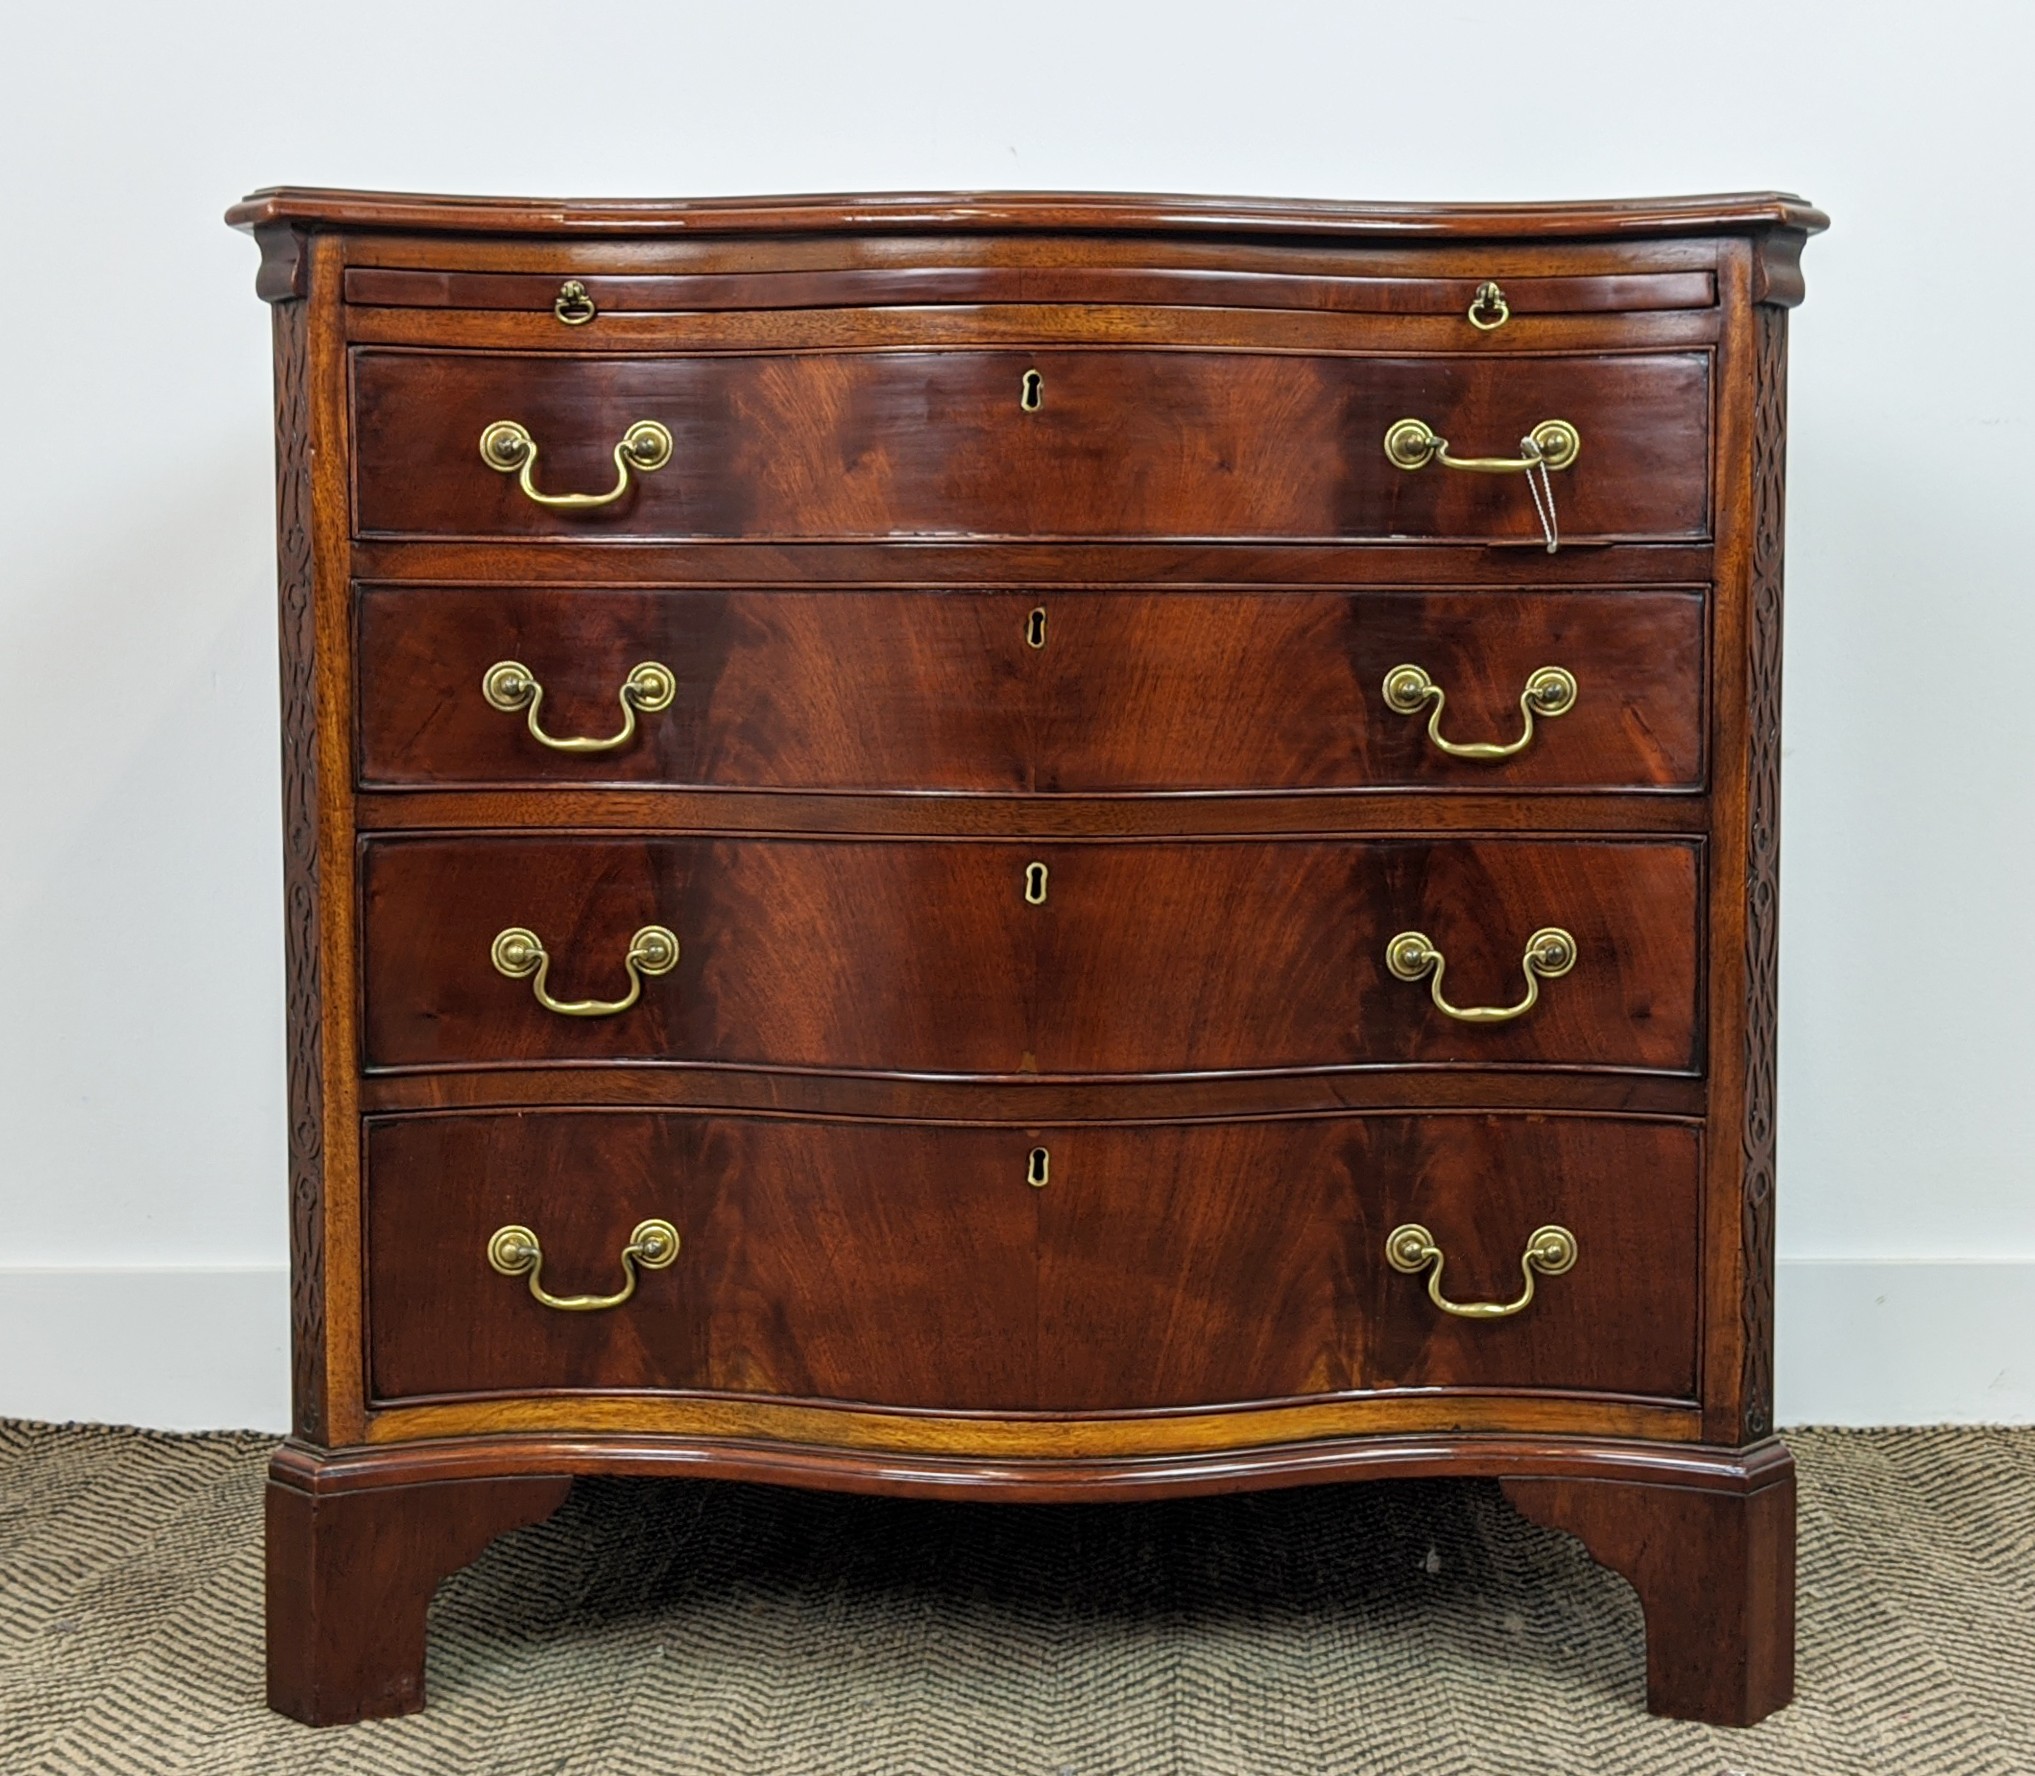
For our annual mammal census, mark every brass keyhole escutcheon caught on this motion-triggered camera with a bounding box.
[554,279,597,325]
[1020,368,1044,412]
[1024,861,1049,905]
[1026,606,1047,649]
[1027,1147,1050,1189]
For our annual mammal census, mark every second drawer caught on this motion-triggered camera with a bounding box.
[360,835,1702,1075]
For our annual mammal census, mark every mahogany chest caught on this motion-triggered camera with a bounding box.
[230,186,1823,1727]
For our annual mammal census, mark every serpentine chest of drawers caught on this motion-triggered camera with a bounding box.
[230,186,1823,1728]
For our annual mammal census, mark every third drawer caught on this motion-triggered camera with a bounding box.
[361,834,1702,1075]
[358,585,1706,793]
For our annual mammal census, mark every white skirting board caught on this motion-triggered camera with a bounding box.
[1773,1259,2035,1425]
[0,1266,292,1434]
[0,1260,2029,1433]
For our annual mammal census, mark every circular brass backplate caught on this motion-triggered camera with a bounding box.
[1385,932,1439,982]
[487,1225,540,1276]
[1527,420,1581,471]
[1381,664,1438,714]
[1525,1225,1579,1275]
[478,419,535,470]
[1523,666,1579,716]
[1386,1224,1439,1273]
[628,1219,682,1269]
[619,421,674,472]
[481,661,537,711]
[490,927,544,979]
[1523,927,1578,979]
[628,926,681,976]
[1383,418,1441,470]
[623,662,678,711]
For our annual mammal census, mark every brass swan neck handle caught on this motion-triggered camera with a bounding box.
[487,1218,680,1312]
[1386,1222,1577,1319]
[1383,417,1580,476]
[482,660,677,754]
[479,418,672,509]
[1386,926,1577,1024]
[490,925,679,1018]
[1382,417,1578,553]
[1383,664,1577,761]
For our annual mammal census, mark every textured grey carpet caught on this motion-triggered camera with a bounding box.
[1,1421,2031,1773]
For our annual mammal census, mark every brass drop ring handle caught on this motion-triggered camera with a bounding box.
[1382,663,1577,760]
[1466,280,1510,331]
[553,279,597,325]
[1386,1222,1577,1319]
[490,924,679,1018]
[1386,926,1577,1024]
[482,660,676,753]
[479,418,673,509]
[1383,417,1580,474]
[487,1217,680,1312]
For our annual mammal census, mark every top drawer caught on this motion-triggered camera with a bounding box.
[350,348,1710,544]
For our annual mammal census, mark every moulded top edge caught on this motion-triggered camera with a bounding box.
[225,186,1829,243]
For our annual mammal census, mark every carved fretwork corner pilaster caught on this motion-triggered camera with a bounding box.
[271,287,325,1443]
[1739,301,1789,1441]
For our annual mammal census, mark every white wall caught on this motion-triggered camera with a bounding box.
[2,0,2029,1430]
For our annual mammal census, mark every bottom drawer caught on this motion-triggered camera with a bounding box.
[365,1111,1701,1413]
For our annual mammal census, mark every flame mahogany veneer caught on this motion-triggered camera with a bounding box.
[232,185,1822,1729]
